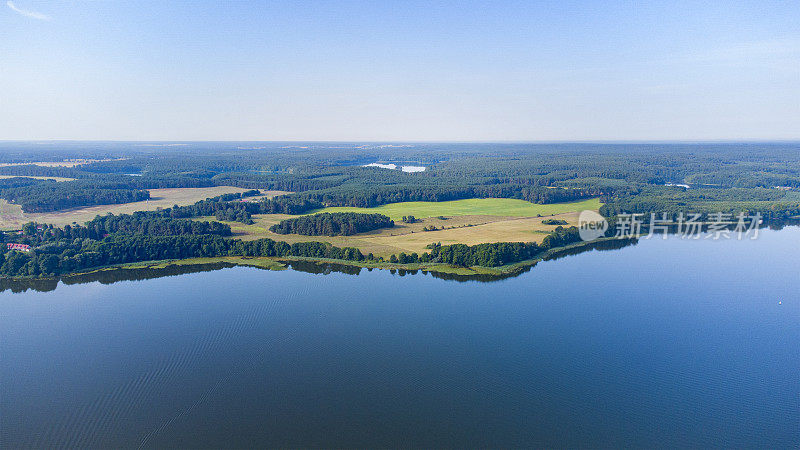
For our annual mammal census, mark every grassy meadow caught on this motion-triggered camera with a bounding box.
[307,197,601,219]
[215,197,602,257]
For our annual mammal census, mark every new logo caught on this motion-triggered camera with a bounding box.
[578,210,608,241]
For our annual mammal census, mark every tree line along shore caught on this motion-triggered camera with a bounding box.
[0,205,595,278]
[0,143,798,278]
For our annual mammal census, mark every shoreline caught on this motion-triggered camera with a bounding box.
[4,217,798,286]
[0,237,634,286]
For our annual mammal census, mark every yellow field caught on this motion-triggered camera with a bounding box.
[0,187,290,230]
[216,198,600,257]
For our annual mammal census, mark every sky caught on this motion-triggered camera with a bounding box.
[1,0,798,141]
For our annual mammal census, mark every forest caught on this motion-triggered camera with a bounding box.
[1,142,797,220]
[269,212,394,236]
[0,215,368,277]
[0,178,150,213]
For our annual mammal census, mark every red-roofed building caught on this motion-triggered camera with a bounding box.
[6,243,31,252]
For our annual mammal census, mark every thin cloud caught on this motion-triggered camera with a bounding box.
[6,1,51,20]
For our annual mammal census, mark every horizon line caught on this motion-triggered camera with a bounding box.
[1,139,799,144]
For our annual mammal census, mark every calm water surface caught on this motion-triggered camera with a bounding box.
[1,229,798,448]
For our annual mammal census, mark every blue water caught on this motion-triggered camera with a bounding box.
[1,229,798,448]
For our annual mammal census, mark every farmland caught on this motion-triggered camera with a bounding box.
[213,198,600,257]
[308,198,601,220]
[0,187,290,230]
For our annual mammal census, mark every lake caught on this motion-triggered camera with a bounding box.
[1,228,798,448]
[362,162,426,172]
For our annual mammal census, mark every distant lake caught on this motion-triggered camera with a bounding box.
[363,162,426,172]
[1,228,798,448]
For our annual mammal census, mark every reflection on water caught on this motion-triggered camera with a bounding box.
[285,259,364,276]
[0,238,641,293]
[543,236,638,262]
[1,227,798,448]
[4,221,798,293]
[0,262,236,294]
[766,218,800,230]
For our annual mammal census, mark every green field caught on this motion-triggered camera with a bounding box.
[308,197,602,219]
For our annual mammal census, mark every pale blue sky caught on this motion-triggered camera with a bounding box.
[1,1,798,141]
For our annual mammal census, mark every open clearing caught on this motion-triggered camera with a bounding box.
[216,197,601,257]
[0,187,290,230]
[309,197,601,219]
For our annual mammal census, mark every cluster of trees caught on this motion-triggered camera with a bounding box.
[539,226,582,250]
[422,242,542,267]
[215,207,254,224]
[170,196,322,222]
[410,226,583,267]
[292,184,597,209]
[389,252,421,264]
[84,214,231,237]
[211,190,261,201]
[401,215,417,223]
[7,217,230,247]
[0,178,150,213]
[228,239,367,261]
[269,213,394,236]
[541,218,568,225]
[73,194,325,226]
[0,232,372,278]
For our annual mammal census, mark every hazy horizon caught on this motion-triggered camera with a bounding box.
[3,139,800,144]
[2,1,798,141]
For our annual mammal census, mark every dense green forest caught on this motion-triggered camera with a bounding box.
[1,142,798,219]
[598,186,800,219]
[0,178,150,212]
[269,212,394,236]
[85,214,232,237]
[0,215,368,277]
